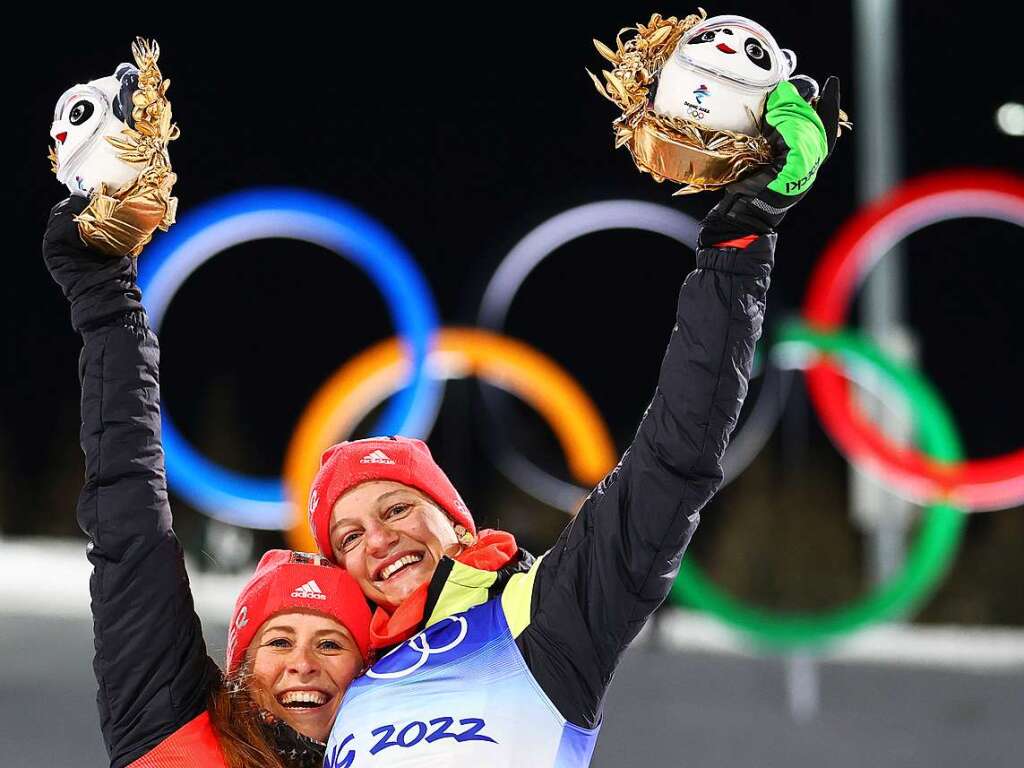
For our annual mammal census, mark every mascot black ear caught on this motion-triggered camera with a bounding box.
[113,63,140,127]
[780,48,797,77]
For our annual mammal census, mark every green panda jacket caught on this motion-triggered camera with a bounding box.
[325,232,777,767]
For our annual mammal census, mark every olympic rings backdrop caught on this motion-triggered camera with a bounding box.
[139,170,1024,649]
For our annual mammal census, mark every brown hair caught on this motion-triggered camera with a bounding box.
[207,666,286,768]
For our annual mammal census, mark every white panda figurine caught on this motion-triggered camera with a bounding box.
[50,63,142,197]
[653,15,796,134]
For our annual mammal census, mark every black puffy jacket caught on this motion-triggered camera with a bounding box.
[43,196,219,767]
[332,221,777,739]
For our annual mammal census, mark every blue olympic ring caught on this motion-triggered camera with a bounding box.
[138,188,441,529]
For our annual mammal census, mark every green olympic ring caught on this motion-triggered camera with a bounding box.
[669,322,967,650]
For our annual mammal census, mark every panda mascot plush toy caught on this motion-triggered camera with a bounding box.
[50,63,143,197]
[652,15,796,135]
[590,10,841,194]
[48,38,179,256]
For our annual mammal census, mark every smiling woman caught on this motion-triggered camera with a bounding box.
[39,42,381,768]
[331,482,462,611]
[302,51,839,767]
[303,209,774,765]
[235,611,360,745]
[212,550,371,759]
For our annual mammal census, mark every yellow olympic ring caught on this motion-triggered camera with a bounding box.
[284,328,619,551]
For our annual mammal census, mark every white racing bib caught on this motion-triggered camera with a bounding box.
[325,598,599,767]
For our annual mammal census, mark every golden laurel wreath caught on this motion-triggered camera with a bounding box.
[48,38,180,257]
[588,9,773,195]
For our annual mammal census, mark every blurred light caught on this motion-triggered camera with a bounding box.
[203,518,255,572]
[995,102,1024,136]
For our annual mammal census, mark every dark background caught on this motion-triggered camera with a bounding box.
[4,3,1023,623]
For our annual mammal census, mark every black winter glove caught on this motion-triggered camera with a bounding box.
[699,76,842,246]
[42,196,144,333]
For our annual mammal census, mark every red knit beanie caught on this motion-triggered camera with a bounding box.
[308,436,475,563]
[226,550,371,673]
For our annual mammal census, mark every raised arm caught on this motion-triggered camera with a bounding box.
[43,196,217,768]
[508,78,840,728]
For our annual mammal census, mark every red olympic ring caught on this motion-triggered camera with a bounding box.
[803,170,1024,510]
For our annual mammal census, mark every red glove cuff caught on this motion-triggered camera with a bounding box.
[713,234,759,249]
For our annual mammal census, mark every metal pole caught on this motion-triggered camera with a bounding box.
[779,0,912,723]
[785,653,820,723]
[852,0,915,586]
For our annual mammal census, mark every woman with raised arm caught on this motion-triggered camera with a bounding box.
[43,46,373,768]
[309,73,842,768]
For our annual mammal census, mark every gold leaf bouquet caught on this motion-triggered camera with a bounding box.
[589,10,772,195]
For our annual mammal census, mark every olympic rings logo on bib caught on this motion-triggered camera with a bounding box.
[366,616,469,680]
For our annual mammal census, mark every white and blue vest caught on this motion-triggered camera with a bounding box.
[325,560,599,767]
